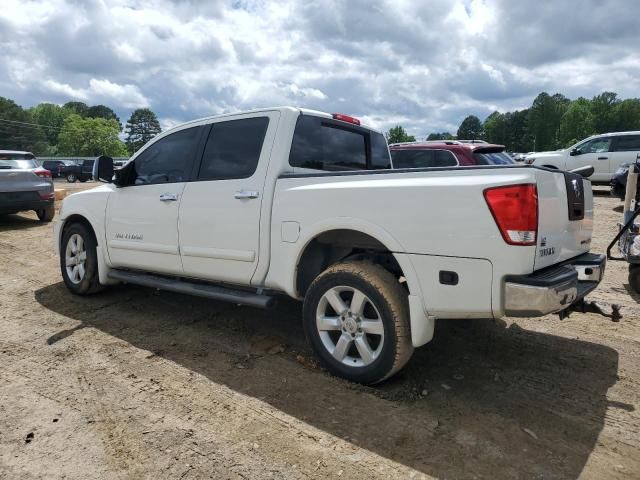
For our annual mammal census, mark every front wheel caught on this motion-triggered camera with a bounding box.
[66,173,77,183]
[303,261,413,384]
[60,223,104,295]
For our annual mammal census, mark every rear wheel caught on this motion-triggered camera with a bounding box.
[303,261,413,384]
[79,177,88,183]
[60,223,103,295]
[629,265,640,294]
[36,204,55,222]
[66,173,77,183]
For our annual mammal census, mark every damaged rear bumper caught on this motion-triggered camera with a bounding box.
[504,253,606,317]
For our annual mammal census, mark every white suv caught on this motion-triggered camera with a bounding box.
[524,131,640,184]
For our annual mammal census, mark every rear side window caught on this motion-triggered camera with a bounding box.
[198,117,269,181]
[473,151,515,165]
[289,115,389,171]
[391,149,458,169]
[370,132,391,169]
[613,135,640,152]
[133,126,201,185]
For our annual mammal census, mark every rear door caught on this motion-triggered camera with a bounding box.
[178,112,279,285]
[609,135,640,171]
[105,126,203,275]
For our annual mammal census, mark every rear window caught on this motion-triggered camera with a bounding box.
[391,149,458,169]
[472,150,515,165]
[289,115,390,171]
[0,154,37,169]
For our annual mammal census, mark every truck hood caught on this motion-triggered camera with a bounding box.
[527,150,566,160]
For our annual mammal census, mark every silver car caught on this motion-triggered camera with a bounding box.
[0,150,55,222]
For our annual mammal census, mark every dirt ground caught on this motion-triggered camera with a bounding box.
[1,181,639,479]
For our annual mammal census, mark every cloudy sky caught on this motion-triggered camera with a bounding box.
[1,0,639,137]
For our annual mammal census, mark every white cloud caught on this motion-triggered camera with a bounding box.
[0,0,638,134]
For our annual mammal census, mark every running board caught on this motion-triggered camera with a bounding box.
[107,270,275,309]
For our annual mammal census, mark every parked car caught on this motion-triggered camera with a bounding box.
[610,158,640,202]
[42,159,75,178]
[0,150,55,221]
[54,107,604,384]
[389,140,515,168]
[524,131,640,184]
[59,159,95,183]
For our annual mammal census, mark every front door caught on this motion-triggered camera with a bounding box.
[178,112,279,285]
[105,126,203,275]
[572,136,612,182]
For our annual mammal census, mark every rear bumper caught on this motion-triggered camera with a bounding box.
[504,253,605,317]
[0,193,53,214]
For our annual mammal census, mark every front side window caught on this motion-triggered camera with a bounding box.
[289,115,368,171]
[613,135,640,152]
[132,126,201,185]
[198,117,269,181]
[391,149,458,168]
[579,137,611,154]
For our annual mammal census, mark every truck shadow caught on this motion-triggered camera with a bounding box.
[36,283,623,479]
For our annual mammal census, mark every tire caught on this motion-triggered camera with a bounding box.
[630,265,640,294]
[303,261,413,384]
[60,222,104,295]
[66,173,77,183]
[79,177,87,183]
[35,204,55,222]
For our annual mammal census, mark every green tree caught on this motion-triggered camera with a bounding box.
[457,115,483,140]
[527,92,569,151]
[613,98,640,131]
[57,114,128,156]
[590,91,620,133]
[87,104,122,130]
[125,108,162,154]
[483,111,507,145]
[504,110,532,152]
[559,98,595,147]
[426,132,455,140]
[63,101,89,117]
[0,97,48,154]
[29,102,70,145]
[385,125,415,144]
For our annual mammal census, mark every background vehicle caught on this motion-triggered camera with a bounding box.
[59,159,95,183]
[55,107,603,384]
[0,150,55,221]
[389,140,515,168]
[610,161,640,202]
[524,131,640,184]
[42,159,75,178]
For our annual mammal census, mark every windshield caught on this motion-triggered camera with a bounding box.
[473,151,515,165]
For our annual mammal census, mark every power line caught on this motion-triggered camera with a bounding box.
[0,117,161,135]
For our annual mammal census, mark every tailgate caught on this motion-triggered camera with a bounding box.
[0,169,46,192]
[534,169,593,270]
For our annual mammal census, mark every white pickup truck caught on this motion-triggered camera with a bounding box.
[54,107,605,384]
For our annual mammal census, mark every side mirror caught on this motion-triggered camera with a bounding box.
[93,155,114,183]
[569,148,580,156]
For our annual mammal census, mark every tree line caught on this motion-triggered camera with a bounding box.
[386,91,640,152]
[0,97,162,157]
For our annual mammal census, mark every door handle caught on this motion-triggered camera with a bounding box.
[159,193,178,202]
[597,156,608,160]
[234,190,260,199]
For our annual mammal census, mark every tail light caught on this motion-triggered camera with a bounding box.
[34,168,52,179]
[38,191,55,200]
[332,113,361,126]
[484,184,538,246]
